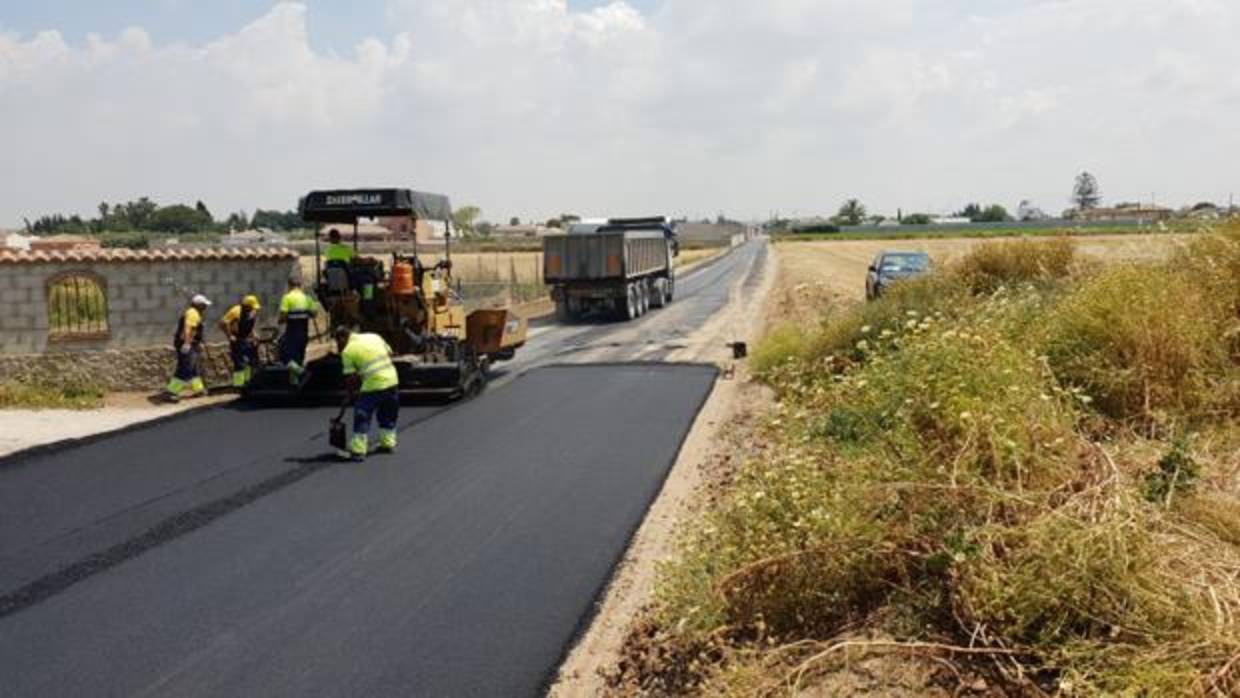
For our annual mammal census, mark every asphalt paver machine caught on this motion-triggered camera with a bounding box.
[245,188,527,402]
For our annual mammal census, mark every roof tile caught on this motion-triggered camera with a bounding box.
[0,246,298,265]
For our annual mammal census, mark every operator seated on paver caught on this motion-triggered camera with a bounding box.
[217,294,261,388]
[324,228,356,268]
[278,277,320,386]
[335,326,400,461]
[323,228,356,295]
[165,294,212,402]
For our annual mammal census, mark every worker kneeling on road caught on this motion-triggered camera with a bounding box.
[278,277,320,386]
[218,294,261,388]
[336,326,400,461]
[166,294,212,401]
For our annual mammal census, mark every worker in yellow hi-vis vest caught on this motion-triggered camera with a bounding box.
[218,294,261,388]
[324,228,356,267]
[278,277,320,386]
[335,326,400,462]
[165,294,212,401]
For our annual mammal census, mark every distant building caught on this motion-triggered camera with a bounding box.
[930,216,972,226]
[1182,204,1221,220]
[2,232,33,250]
[490,224,552,238]
[29,235,101,252]
[377,216,441,242]
[1076,205,1173,223]
[224,229,289,245]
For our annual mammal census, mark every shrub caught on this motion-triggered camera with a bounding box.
[807,274,971,364]
[956,237,1077,294]
[749,324,814,378]
[1042,265,1233,424]
[1144,440,1200,505]
[791,223,840,234]
[633,231,1240,696]
[100,232,150,249]
[0,379,105,409]
[956,502,1240,696]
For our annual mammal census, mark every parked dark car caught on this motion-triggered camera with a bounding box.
[865,251,931,300]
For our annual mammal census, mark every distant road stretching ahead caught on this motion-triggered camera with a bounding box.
[0,364,717,697]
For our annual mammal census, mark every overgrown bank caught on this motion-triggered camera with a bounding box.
[612,227,1240,695]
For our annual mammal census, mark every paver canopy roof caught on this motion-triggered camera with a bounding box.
[299,189,453,224]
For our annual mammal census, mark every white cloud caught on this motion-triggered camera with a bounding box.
[2,0,1239,225]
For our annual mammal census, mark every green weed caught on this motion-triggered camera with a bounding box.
[0,379,105,409]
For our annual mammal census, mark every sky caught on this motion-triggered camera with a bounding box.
[1,0,1237,226]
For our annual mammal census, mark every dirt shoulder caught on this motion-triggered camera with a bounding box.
[0,394,234,458]
[548,241,775,696]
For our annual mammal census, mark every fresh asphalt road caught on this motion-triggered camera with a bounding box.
[1,365,716,697]
[0,241,765,696]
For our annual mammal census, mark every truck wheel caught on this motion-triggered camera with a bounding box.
[625,284,639,320]
[649,279,666,309]
[666,278,675,304]
[639,283,650,316]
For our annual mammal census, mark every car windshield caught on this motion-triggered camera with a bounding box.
[880,254,930,272]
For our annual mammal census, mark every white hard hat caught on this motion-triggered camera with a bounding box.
[191,294,212,307]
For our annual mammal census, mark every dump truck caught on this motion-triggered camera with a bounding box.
[244,188,527,402]
[543,217,679,322]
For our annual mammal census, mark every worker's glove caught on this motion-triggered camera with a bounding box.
[178,345,191,355]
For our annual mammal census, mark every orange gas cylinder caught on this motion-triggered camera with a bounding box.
[391,262,416,295]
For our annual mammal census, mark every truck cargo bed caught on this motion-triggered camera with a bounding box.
[543,230,670,282]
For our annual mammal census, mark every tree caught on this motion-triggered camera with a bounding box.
[509,216,521,226]
[251,209,301,231]
[148,204,212,234]
[957,203,983,220]
[903,213,933,225]
[475,221,495,237]
[1072,172,1102,210]
[452,205,482,237]
[1017,200,1047,221]
[835,198,867,226]
[976,204,1011,223]
[225,211,249,232]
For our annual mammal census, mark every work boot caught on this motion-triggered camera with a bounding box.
[189,377,207,398]
[348,434,368,462]
[375,429,397,454]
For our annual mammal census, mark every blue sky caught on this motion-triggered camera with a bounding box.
[0,0,662,50]
[0,0,1236,225]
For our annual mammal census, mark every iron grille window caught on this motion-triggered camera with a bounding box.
[47,272,109,340]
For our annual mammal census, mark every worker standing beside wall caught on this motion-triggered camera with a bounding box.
[165,294,212,401]
[335,326,400,461]
[218,294,261,388]
[278,277,319,385]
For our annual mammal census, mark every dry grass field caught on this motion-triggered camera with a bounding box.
[769,233,1196,328]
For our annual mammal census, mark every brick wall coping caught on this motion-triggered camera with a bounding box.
[0,246,298,265]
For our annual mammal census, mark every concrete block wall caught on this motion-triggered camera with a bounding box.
[0,252,300,356]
